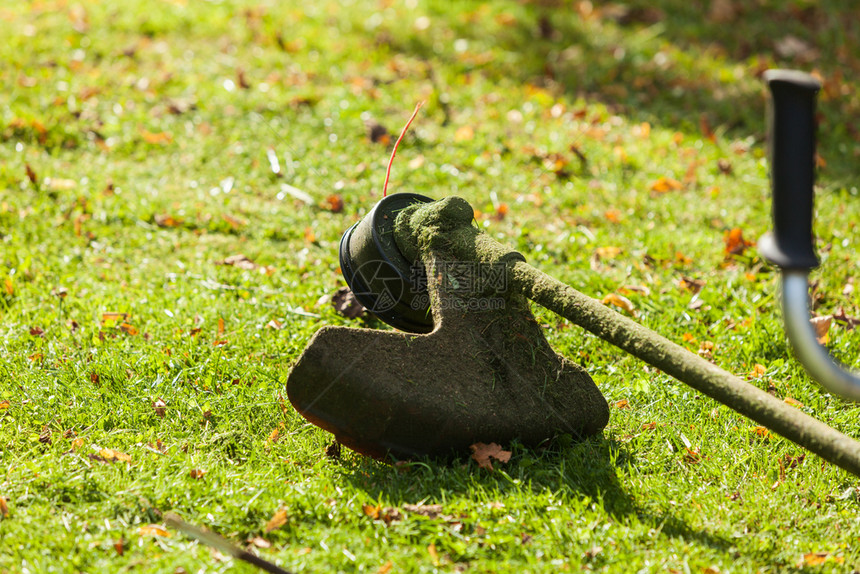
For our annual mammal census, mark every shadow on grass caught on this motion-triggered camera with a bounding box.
[337,435,741,564]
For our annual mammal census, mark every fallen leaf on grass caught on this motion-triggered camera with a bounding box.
[140,129,173,145]
[427,543,439,566]
[724,228,754,256]
[470,442,512,470]
[784,397,805,408]
[322,194,344,213]
[752,426,770,439]
[402,504,444,518]
[154,214,183,228]
[810,315,832,344]
[332,287,366,319]
[366,120,390,145]
[649,176,683,193]
[377,561,393,574]
[362,504,402,524]
[641,422,657,430]
[119,323,139,335]
[25,164,38,186]
[749,364,767,378]
[249,536,271,549]
[99,448,131,462]
[602,293,635,314]
[265,508,288,532]
[138,524,171,537]
[215,254,257,270]
[189,469,206,479]
[614,399,630,409]
[0,496,8,518]
[101,312,129,325]
[454,125,474,142]
[803,552,842,566]
[683,447,701,464]
[0,400,10,411]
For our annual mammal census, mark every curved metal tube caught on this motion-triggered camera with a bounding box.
[783,270,860,400]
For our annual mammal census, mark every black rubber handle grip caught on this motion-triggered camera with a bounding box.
[758,69,821,270]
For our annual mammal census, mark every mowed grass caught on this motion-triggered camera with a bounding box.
[2,0,860,572]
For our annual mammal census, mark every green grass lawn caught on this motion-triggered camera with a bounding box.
[2,0,860,572]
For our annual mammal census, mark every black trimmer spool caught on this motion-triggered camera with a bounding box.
[338,192,434,333]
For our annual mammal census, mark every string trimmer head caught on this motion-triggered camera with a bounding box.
[287,195,609,459]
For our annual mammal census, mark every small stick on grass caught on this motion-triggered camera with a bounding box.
[164,512,293,574]
[382,101,424,197]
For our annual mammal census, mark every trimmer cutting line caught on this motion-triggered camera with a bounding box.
[287,71,860,476]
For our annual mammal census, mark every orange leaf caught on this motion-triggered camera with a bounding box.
[649,176,683,193]
[4,277,13,296]
[99,448,132,463]
[641,422,657,430]
[469,442,512,471]
[752,426,770,438]
[749,364,767,378]
[138,524,171,537]
[0,400,9,410]
[101,312,129,325]
[322,194,345,213]
[189,469,206,479]
[803,553,829,566]
[265,508,288,532]
[723,228,754,256]
[140,129,173,145]
[602,293,635,313]
[454,125,474,142]
[810,315,832,345]
[119,323,138,335]
[784,397,805,408]
[595,246,622,259]
[614,399,630,409]
[0,496,8,518]
[217,317,225,336]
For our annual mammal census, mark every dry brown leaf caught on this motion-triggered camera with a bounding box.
[100,448,131,463]
[322,194,344,213]
[469,442,512,471]
[724,228,754,256]
[752,426,770,438]
[810,315,832,344]
[140,130,173,145]
[402,504,444,518]
[427,543,440,566]
[25,164,38,186]
[0,400,10,411]
[366,121,390,145]
[138,524,171,537]
[101,312,129,324]
[215,254,257,270]
[614,399,630,409]
[332,287,366,319]
[684,447,701,464]
[154,213,183,228]
[265,508,288,532]
[248,536,270,549]
[641,422,657,430]
[189,469,206,479]
[649,176,683,193]
[602,293,635,314]
[784,397,805,408]
[0,496,8,518]
[377,561,393,574]
[119,323,139,335]
[708,0,736,22]
[749,364,767,378]
[454,125,474,142]
[153,398,166,418]
[803,553,829,566]
[595,246,622,260]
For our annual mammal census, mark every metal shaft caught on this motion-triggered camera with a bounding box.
[509,261,860,477]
